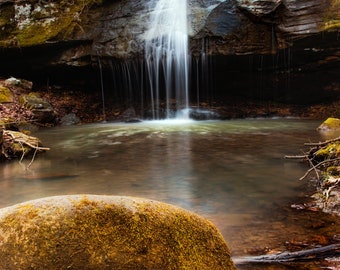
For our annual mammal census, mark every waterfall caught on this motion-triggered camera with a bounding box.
[97,54,106,122]
[145,0,189,119]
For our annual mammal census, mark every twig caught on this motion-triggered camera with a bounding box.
[307,156,319,180]
[305,136,340,147]
[3,130,50,151]
[299,166,316,181]
[18,141,26,164]
[27,145,38,169]
[284,155,308,159]
[233,243,340,264]
[315,157,340,169]
[299,157,340,180]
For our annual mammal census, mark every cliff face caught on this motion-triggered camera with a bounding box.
[192,0,339,55]
[0,0,338,66]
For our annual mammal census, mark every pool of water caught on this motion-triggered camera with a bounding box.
[0,118,339,269]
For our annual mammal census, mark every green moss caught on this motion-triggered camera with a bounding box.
[323,0,340,31]
[16,17,75,46]
[0,86,13,103]
[7,0,103,47]
[315,142,340,159]
[318,117,340,131]
[323,20,340,31]
[20,93,52,110]
[0,4,15,38]
[326,166,340,176]
[0,117,16,129]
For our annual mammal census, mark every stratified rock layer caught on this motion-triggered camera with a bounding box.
[0,0,338,65]
[0,195,236,270]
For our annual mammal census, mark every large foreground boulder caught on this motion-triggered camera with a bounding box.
[0,195,236,270]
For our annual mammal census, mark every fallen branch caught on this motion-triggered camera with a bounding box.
[233,243,340,264]
[306,155,320,180]
[298,157,340,180]
[1,128,49,160]
[305,136,340,147]
[284,155,308,159]
[27,146,39,169]
[3,130,50,151]
[286,136,340,215]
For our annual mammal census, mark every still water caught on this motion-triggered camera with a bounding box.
[1,118,339,268]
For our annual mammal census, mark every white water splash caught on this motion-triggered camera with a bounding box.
[145,0,189,119]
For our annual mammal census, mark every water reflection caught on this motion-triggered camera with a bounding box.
[0,119,338,268]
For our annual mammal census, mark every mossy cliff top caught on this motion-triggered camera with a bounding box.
[0,0,103,47]
[0,195,236,270]
[0,0,338,53]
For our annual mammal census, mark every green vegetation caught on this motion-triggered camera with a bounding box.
[0,0,104,47]
[323,0,340,31]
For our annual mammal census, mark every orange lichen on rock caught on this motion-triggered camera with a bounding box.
[0,195,236,270]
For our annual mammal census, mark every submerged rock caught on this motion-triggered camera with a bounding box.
[0,195,236,270]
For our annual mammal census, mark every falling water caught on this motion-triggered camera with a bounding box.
[97,54,106,122]
[144,0,189,119]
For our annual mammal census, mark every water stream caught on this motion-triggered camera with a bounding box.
[144,0,189,119]
[0,118,339,269]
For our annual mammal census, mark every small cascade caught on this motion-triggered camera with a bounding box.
[97,54,106,122]
[144,0,189,119]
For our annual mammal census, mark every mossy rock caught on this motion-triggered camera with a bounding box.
[19,93,55,123]
[0,195,236,270]
[4,77,33,91]
[315,142,340,160]
[323,0,340,31]
[1,0,104,48]
[317,117,340,131]
[326,166,340,176]
[0,86,13,103]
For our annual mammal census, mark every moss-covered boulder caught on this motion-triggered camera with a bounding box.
[0,86,13,103]
[317,117,340,131]
[19,92,56,123]
[0,195,236,270]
